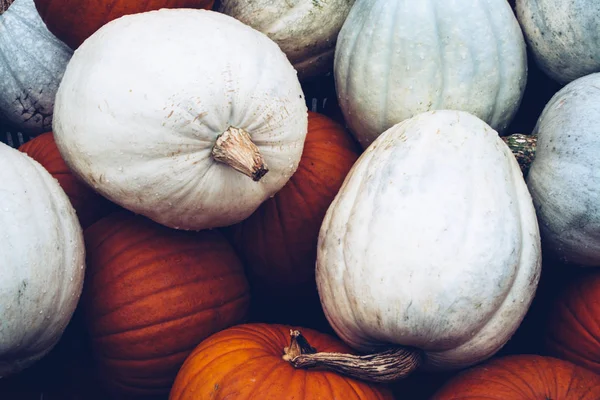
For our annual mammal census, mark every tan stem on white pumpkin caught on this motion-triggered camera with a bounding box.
[0,0,14,14]
[282,330,422,383]
[211,126,269,182]
[502,133,537,176]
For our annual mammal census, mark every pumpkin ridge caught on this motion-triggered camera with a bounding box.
[573,287,600,348]
[492,358,542,398]
[379,0,403,129]
[100,346,190,364]
[242,358,289,399]
[430,2,446,110]
[338,1,365,118]
[560,297,600,351]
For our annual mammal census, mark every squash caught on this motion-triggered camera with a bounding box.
[169,323,394,399]
[227,111,359,327]
[218,0,355,81]
[334,0,528,148]
[53,9,308,231]
[431,355,600,399]
[516,0,600,85]
[0,0,72,136]
[545,272,600,374]
[34,0,214,49]
[19,132,117,229]
[284,110,541,382]
[82,211,251,396]
[0,142,85,378]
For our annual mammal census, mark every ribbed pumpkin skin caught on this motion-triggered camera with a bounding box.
[19,132,116,229]
[33,0,215,49]
[545,273,600,374]
[169,323,394,400]
[82,212,251,397]
[431,355,600,399]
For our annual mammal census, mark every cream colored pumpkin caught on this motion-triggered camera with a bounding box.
[0,142,85,378]
[335,0,528,148]
[53,9,308,231]
[218,0,355,81]
[316,110,541,372]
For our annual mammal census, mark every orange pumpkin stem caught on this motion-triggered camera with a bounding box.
[502,132,537,176]
[283,329,422,383]
[0,0,13,14]
[212,126,269,181]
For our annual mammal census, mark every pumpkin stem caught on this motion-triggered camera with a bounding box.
[211,126,269,181]
[283,330,421,383]
[0,0,14,14]
[502,133,537,176]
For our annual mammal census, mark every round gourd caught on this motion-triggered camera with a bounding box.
[218,0,355,81]
[286,110,541,382]
[19,132,117,229]
[82,212,251,396]
[431,355,600,399]
[169,323,394,400]
[516,0,600,85]
[34,0,214,49]
[0,0,72,136]
[53,9,308,231]
[335,0,528,148]
[0,142,85,378]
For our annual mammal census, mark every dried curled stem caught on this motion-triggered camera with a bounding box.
[283,330,422,383]
[0,0,14,14]
[502,133,537,176]
[212,126,268,181]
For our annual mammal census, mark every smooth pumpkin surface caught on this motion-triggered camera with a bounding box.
[431,355,600,399]
[19,132,116,229]
[82,212,251,396]
[34,0,214,49]
[545,272,600,375]
[169,323,394,400]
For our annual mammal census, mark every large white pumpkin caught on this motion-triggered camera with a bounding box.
[53,9,308,231]
[315,110,541,373]
[0,0,72,136]
[218,0,355,81]
[335,0,528,148]
[0,142,85,378]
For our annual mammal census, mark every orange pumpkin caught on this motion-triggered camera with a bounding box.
[19,132,116,229]
[431,355,600,399]
[169,323,393,400]
[82,211,251,397]
[545,272,600,374]
[34,0,215,49]
[227,111,359,328]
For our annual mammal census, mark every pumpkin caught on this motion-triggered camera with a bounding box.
[34,0,214,49]
[334,0,528,148]
[169,323,394,399]
[431,355,600,399]
[516,0,600,85]
[545,272,600,374]
[19,132,117,229]
[227,111,359,327]
[53,9,308,231]
[0,142,85,378]
[218,0,355,81]
[82,211,251,396]
[285,110,541,382]
[0,0,72,136]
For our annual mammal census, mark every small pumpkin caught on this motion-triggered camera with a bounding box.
[34,0,214,49]
[431,355,600,399]
[19,132,117,229]
[169,323,394,400]
[335,0,527,148]
[0,142,85,378]
[53,9,308,231]
[218,0,355,81]
[82,211,251,396]
[0,0,72,136]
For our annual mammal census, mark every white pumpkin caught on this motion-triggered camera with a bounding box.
[335,0,528,148]
[53,9,308,231]
[0,142,85,378]
[0,0,72,136]
[516,0,600,85]
[307,110,541,379]
[218,0,355,81]
[527,72,600,266]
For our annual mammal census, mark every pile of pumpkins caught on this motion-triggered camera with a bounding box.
[2,0,600,398]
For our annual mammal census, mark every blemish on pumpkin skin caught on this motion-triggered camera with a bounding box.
[16,280,27,304]
[167,110,174,118]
